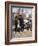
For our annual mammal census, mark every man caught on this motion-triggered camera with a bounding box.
[15,16,18,32]
[29,20,32,31]
[18,15,24,32]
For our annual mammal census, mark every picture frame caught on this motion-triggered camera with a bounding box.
[5,1,37,45]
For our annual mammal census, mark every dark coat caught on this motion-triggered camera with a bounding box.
[19,17,24,28]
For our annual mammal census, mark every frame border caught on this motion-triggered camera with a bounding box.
[5,1,37,45]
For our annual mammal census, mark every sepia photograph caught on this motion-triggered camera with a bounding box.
[11,7,32,38]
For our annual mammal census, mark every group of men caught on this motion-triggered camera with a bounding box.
[15,15,24,32]
[14,14,32,32]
